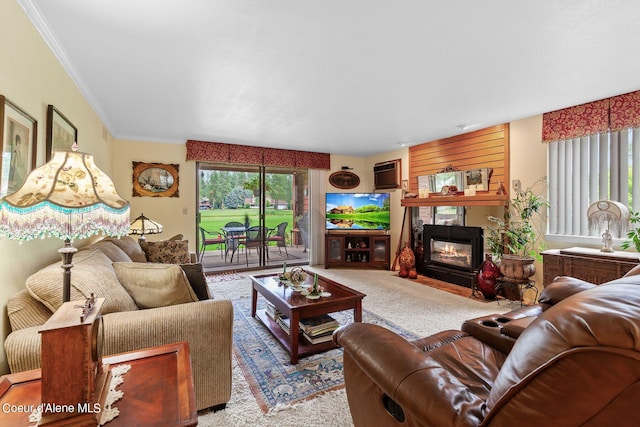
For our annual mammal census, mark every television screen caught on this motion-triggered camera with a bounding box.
[325,193,391,230]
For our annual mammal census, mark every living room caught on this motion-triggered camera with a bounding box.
[1,2,640,425]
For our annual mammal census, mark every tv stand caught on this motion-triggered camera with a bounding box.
[325,232,390,269]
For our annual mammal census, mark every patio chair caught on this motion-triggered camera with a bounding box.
[267,221,288,256]
[223,221,246,262]
[199,227,225,262]
[241,225,269,266]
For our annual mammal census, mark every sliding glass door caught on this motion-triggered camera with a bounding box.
[197,163,309,272]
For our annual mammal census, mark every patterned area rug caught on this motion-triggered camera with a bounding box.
[206,272,245,282]
[232,297,419,413]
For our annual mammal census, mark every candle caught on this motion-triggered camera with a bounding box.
[283,262,287,273]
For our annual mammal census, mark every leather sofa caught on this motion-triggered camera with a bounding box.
[334,271,640,426]
[4,236,233,411]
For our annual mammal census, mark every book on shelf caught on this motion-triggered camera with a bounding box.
[276,314,340,338]
[276,315,290,335]
[265,301,281,321]
[299,314,339,335]
[302,329,335,345]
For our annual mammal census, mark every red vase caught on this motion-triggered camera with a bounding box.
[476,254,501,300]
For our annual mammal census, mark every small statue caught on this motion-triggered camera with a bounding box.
[601,229,614,252]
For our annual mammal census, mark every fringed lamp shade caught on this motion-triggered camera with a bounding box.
[0,150,129,240]
[0,150,129,302]
[587,200,630,252]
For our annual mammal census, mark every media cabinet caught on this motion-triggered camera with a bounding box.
[325,232,390,269]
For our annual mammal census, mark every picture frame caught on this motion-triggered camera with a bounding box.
[132,161,179,197]
[328,171,360,189]
[464,167,493,191]
[46,105,78,161]
[0,96,37,198]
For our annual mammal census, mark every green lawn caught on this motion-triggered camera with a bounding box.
[199,208,294,251]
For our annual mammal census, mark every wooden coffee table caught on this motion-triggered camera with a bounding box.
[250,270,365,364]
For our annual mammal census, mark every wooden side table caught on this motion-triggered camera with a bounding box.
[0,342,197,426]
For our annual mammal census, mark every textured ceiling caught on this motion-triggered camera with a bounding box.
[20,0,640,156]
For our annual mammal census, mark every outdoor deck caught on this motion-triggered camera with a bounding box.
[200,241,309,274]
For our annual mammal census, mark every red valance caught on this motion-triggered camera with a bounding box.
[610,91,640,131]
[185,140,330,169]
[263,147,296,167]
[541,99,609,142]
[185,140,229,162]
[542,89,640,142]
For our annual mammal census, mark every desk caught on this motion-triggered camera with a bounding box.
[0,342,196,427]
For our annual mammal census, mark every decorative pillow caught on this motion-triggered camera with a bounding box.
[103,236,147,263]
[81,240,132,262]
[146,240,190,264]
[140,234,185,261]
[26,250,139,314]
[113,262,199,309]
[180,263,212,300]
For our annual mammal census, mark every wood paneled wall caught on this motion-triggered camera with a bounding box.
[408,124,509,196]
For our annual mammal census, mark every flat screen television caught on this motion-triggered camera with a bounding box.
[325,193,391,230]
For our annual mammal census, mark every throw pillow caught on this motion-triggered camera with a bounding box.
[26,250,139,314]
[180,263,212,300]
[139,234,183,260]
[103,236,147,262]
[113,262,199,309]
[81,240,132,262]
[146,239,191,264]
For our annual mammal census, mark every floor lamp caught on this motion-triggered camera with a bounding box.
[0,149,130,302]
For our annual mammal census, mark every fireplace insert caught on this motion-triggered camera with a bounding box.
[423,225,484,288]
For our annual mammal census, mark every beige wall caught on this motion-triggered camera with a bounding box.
[0,0,119,373]
[112,140,198,248]
[508,115,548,295]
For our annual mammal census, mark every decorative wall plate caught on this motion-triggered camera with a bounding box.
[329,171,360,189]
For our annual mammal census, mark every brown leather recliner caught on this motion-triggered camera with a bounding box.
[333,273,640,426]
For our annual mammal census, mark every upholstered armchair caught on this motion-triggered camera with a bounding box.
[334,273,640,426]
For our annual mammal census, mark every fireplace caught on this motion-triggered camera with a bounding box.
[423,225,484,288]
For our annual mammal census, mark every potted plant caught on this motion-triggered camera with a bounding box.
[486,178,548,281]
[243,177,271,196]
[622,210,640,252]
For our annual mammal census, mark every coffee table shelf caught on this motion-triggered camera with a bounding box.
[255,309,338,358]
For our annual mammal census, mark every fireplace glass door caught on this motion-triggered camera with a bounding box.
[430,239,473,270]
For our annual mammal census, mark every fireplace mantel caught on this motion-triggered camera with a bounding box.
[401,194,508,207]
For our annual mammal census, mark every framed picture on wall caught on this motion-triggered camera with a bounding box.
[132,161,180,197]
[464,168,492,191]
[0,96,37,198]
[46,105,78,161]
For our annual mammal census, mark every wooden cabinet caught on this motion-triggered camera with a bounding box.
[0,342,196,426]
[542,247,640,287]
[325,232,390,269]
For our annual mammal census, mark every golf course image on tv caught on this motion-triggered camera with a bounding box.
[325,193,391,230]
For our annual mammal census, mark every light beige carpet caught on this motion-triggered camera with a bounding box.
[198,266,520,427]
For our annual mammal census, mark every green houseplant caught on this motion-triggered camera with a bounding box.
[486,179,548,281]
[621,210,640,252]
